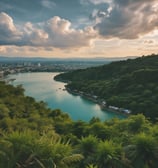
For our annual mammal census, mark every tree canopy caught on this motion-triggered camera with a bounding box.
[55,54,158,121]
[0,80,158,167]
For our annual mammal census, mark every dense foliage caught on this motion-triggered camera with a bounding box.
[0,81,158,168]
[55,54,158,121]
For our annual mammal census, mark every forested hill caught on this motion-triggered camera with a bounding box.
[55,55,158,81]
[55,54,158,121]
[0,78,158,168]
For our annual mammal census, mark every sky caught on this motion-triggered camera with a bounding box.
[0,0,158,58]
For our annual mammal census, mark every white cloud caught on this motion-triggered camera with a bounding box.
[80,0,112,5]
[22,22,48,46]
[0,12,97,49]
[0,12,22,44]
[90,0,112,5]
[44,16,96,48]
[41,0,56,9]
[1,0,158,58]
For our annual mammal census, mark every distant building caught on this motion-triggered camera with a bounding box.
[122,109,131,114]
[108,105,119,111]
[102,101,106,105]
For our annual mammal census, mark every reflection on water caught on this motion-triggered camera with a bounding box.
[9,72,125,121]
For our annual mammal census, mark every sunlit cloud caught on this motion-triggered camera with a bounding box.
[0,0,158,57]
[44,16,97,48]
[0,12,97,50]
[0,12,22,45]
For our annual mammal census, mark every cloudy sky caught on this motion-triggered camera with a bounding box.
[0,0,158,58]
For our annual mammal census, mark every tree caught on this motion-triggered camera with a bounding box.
[128,114,151,134]
[96,140,127,168]
[89,122,111,140]
[125,133,158,168]
[0,130,83,168]
[72,120,87,138]
[78,135,98,166]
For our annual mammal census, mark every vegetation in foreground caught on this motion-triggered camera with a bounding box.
[0,81,158,168]
[55,54,158,121]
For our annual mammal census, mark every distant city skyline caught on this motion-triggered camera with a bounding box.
[0,0,158,58]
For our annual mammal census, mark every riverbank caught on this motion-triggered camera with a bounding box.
[64,85,131,116]
[7,72,125,121]
[54,76,131,116]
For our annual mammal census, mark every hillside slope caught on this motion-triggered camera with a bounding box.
[55,55,158,121]
[0,77,158,167]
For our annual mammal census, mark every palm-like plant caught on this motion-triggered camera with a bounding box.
[78,135,98,166]
[34,136,83,168]
[125,133,158,168]
[79,135,98,155]
[86,164,98,168]
[0,130,83,168]
[96,140,129,168]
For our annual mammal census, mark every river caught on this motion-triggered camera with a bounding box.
[8,72,125,121]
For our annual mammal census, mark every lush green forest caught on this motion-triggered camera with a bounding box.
[55,54,158,121]
[0,80,158,168]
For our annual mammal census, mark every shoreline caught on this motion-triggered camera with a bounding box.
[64,85,131,117]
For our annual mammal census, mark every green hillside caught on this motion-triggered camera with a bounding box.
[0,80,158,167]
[55,55,158,121]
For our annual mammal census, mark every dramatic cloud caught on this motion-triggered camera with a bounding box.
[44,16,96,48]
[0,0,158,57]
[94,0,158,39]
[0,12,22,45]
[21,22,49,46]
[0,12,96,49]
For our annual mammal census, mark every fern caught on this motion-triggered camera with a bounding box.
[86,164,98,168]
[62,154,84,165]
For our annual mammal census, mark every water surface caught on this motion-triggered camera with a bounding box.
[9,72,124,121]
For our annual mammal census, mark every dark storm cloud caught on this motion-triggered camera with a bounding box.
[94,0,158,39]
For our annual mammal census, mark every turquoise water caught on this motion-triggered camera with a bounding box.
[9,72,125,121]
